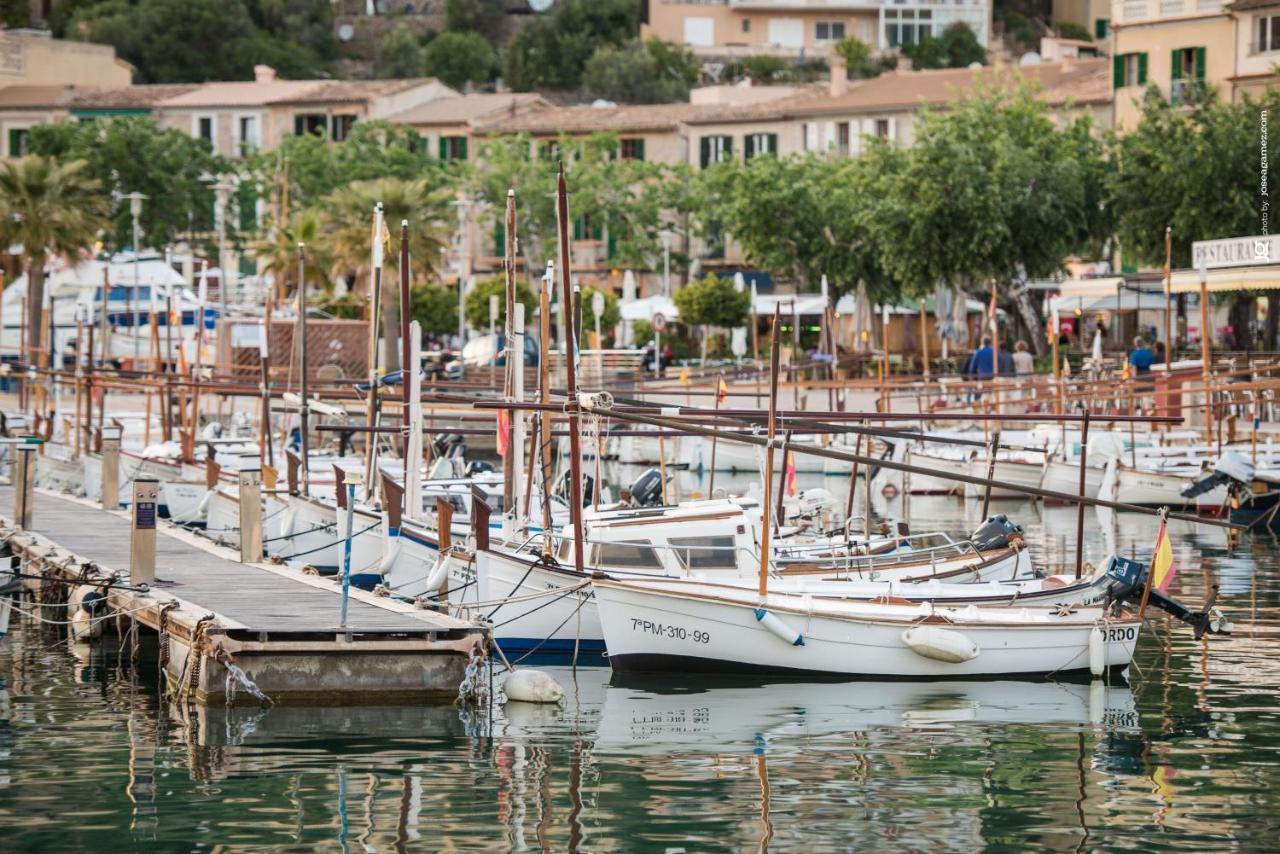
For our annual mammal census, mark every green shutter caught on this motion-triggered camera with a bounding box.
[459,137,468,162]
[1095,18,1108,39]
[744,134,756,160]
[1138,53,1148,85]
[7,129,19,157]
[1171,50,1182,80]
[607,225,617,260]
[723,136,733,160]
[438,136,447,159]
[1195,46,1206,81]
[766,133,777,154]
[1113,54,1124,88]
[634,138,644,161]
[493,220,505,258]
[573,216,583,241]
[699,136,711,169]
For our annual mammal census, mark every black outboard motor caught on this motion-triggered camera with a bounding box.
[628,468,664,508]
[431,433,466,459]
[555,469,594,506]
[465,460,496,477]
[968,514,1024,551]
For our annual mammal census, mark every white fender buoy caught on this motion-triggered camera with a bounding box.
[1089,626,1106,677]
[277,506,295,539]
[901,626,979,663]
[502,669,564,704]
[755,608,804,647]
[424,553,450,593]
[376,537,401,576]
[195,489,214,519]
[69,607,97,644]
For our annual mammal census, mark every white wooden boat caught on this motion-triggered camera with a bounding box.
[963,457,1045,500]
[592,575,1140,678]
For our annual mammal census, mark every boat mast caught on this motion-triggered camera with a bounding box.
[758,305,782,598]
[556,164,586,574]
[363,203,385,502]
[502,189,517,532]
[296,244,310,496]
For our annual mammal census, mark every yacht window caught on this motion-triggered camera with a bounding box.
[595,541,663,569]
[670,535,738,570]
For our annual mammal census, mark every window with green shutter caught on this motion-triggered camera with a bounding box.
[699,135,732,168]
[619,137,645,160]
[439,136,467,162]
[1113,54,1124,88]
[1195,46,1206,80]
[1095,19,1109,39]
[8,128,28,157]
[1138,53,1147,85]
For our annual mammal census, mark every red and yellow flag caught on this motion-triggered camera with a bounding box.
[785,453,797,497]
[1151,518,1176,592]
[496,409,511,457]
[716,376,729,405]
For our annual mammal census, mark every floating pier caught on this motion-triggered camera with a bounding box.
[0,485,488,705]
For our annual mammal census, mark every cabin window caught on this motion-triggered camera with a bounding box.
[594,540,663,569]
[670,535,738,570]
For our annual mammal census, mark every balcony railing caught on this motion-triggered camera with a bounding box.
[1117,0,1220,19]
[1159,0,1183,14]
[729,0,984,8]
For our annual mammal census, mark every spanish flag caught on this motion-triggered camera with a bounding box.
[785,452,797,497]
[716,376,729,405]
[1151,518,1176,592]
[496,409,511,457]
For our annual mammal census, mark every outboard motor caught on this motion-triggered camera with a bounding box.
[555,469,594,506]
[627,468,664,508]
[968,514,1024,551]
[465,460,496,477]
[1182,450,1255,498]
[431,433,466,460]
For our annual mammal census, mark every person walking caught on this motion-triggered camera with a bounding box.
[1128,336,1155,376]
[1012,340,1034,375]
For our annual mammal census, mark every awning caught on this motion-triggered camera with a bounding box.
[1170,265,1280,294]
[1055,276,1128,298]
[619,294,678,322]
[1049,292,1171,313]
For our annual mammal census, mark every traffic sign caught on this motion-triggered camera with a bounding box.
[651,312,667,332]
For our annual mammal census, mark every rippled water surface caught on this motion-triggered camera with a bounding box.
[2,491,1279,851]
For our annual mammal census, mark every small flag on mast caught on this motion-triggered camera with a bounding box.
[1151,517,1177,592]
[496,409,511,457]
[785,453,797,497]
[716,376,729,405]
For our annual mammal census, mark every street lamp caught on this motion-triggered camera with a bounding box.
[660,228,673,297]
[200,172,237,321]
[123,191,148,360]
[451,195,472,350]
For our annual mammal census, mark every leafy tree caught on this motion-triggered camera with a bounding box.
[1053,21,1093,41]
[903,22,986,70]
[584,39,698,104]
[409,283,460,338]
[1111,86,1277,267]
[252,208,330,298]
[252,121,452,207]
[469,132,676,280]
[674,274,751,329]
[374,25,425,79]
[834,36,891,80]
[740,55,787,83]
[0,157,110,369]
[578,285,621,346]
[423,30,496,90]
[26,118,229,250]
[694,154,888,298]
[464,275,536,331]
[0,0,30,27]
[319,177,454,370]
[445,0,504,42]
[244,0,336,61]
[72,0,332,83]
[503,0,639,91]
[861,81,1106,351]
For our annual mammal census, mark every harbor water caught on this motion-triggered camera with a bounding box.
[1,490,1278,850]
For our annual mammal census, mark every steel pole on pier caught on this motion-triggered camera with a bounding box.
[130,475,158,586]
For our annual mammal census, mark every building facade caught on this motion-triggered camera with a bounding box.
[642,0,992,56]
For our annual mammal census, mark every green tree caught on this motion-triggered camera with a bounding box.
[584,39,698,104]
[464,275,536,331]
[319,177,454,370]
[674,274,751,329]
[409,283,460,338]
[834,36,889,79]
[0,157,110,368]
[423,30,496,89]
[252,208,330,298]
[503,0,639,91]
[902,22,986,70]
[445,0,504,42]
[739,55,787,83]
[374,25,425,79]
[73,0,332,83]
[862,81,1105,352]
[26,117,229,250]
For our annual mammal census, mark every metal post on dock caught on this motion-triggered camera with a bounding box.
[13,442,36,529]
[130,475,159,585]
[101,425,122,511]
[237,454,263,563]
[338,470,361,629]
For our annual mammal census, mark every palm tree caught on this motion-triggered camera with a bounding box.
[0,157,109,369]
[319,177,453,372]
[252,207,331,301]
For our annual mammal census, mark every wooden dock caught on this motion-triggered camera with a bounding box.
[0,486,488,705]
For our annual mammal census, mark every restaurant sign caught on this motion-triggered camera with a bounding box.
[1191,234,1280,269]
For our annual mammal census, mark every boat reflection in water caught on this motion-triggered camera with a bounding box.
[591,674,1138,754]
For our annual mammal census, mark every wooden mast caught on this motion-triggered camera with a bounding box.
[556,164,586,574]
[537,261,554,554]
[296,244,310,496]
[399,219,412,490]
[502,189,517,527]
[363,203,386,502]
[758,305,782,598]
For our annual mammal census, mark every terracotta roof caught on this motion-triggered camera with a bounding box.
[158,80,325,108]
[782,59,1112,116]
[270,78,445,105]
[69,84,198,110]
[0,84,83,109]
[1228,0,1280,10]
[476,99,791,134]
[388,93,548,126]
